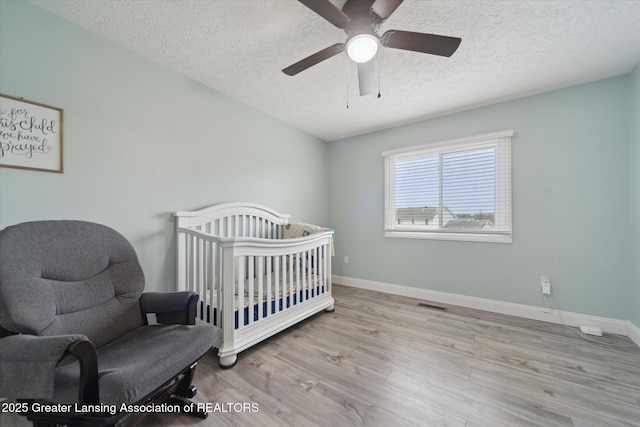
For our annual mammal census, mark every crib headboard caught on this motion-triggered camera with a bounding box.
[175,202,291,239]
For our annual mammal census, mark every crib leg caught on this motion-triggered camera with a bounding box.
[219,353,238,369]
[324,303,335,313]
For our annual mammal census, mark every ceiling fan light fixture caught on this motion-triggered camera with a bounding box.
[346,33,379,63]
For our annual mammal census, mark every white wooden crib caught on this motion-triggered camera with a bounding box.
[175,202,334,368]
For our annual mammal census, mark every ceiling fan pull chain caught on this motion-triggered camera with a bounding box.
[346,53,350,109]
[377,51,382,99]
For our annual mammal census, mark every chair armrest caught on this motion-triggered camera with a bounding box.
[0,334,96,402]
[140,291,198,325]
[66,339,99,404]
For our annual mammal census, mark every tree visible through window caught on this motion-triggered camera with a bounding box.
[383,131,512,243]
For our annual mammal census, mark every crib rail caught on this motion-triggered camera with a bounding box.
[175,202,290,239]
[176,226,333,331]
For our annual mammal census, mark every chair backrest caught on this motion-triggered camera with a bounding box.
[0,220,145,347]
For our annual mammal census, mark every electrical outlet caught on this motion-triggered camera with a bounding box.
[541,275,551,295]
[344,255,349,264]
[579,325,603,336]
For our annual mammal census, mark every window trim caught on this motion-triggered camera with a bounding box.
[382,130,513,244]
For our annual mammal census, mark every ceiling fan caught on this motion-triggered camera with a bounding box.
[282,0,462,97]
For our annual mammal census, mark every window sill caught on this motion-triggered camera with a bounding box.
[384,230,512,243]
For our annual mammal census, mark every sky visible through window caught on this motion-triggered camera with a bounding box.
[395,147,496,218]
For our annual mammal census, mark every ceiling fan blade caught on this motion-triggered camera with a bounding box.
[370,0,404,23]
[298,0,351,29]
[381,30,461,57]
[357,60,377,96]
[282,43,345,76]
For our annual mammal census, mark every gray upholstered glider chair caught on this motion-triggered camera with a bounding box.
[0,220,217,426]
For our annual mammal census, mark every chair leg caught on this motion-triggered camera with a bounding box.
[173,362,197,398]
[168,362,207,419]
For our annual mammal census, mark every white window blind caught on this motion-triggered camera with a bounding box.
[383,130,513,243]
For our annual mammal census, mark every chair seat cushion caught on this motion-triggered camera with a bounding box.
[52,324,216,405]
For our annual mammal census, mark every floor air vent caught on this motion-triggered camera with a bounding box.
[417,302,448,312]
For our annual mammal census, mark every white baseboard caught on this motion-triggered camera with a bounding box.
[333,275,639,346]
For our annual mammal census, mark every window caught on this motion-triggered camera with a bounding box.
[383,130,513,243]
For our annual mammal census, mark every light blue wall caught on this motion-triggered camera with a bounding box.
[329,76,632,320]
[0,1,329,292]
[2,1,636,324]
[630,64,640,328]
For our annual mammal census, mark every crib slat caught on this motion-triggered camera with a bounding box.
[208,240,215,325]
[307,249,312,300]
[198,238,205,315]
[266,255,272,318]
[202,239,207,324]
[309,248,314,298]
[184,234,191,293]
[323,244,329,294]
[237,255,245,328]
[318,247,322,295]
[308,248,313,297]
[283,254,288,308]
[315,246,320,296]
[281,254,286,313]
[294,252,299,304]
[312,247,317,297]
[289,252,294,307]
[243,215,248,237]
[185,234,193,318]
[275,255,281,314]
[321,244,326,294]
[196,238,205,314]
[324,245,328,294]
[301,250,306,303]
[248,256,254,326]
[257,256,264,320]
[190,235,198,315]
[300,249,305,298]
[216,245,222,327]
[202,238,208,323]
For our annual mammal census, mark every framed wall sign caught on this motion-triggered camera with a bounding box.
[0,94,64,173]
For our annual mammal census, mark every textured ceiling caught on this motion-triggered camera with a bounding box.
[31,0,640,142]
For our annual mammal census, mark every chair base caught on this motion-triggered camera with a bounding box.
[24,360,206,427]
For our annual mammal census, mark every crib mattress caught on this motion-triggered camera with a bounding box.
[197,270,327,328]
[206,270,325,309]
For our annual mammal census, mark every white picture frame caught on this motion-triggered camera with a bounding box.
[0,94,64,173]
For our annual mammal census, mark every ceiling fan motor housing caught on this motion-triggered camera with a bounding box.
[342,0,380,37]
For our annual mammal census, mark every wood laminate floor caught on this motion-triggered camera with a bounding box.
[3,285,639,426]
